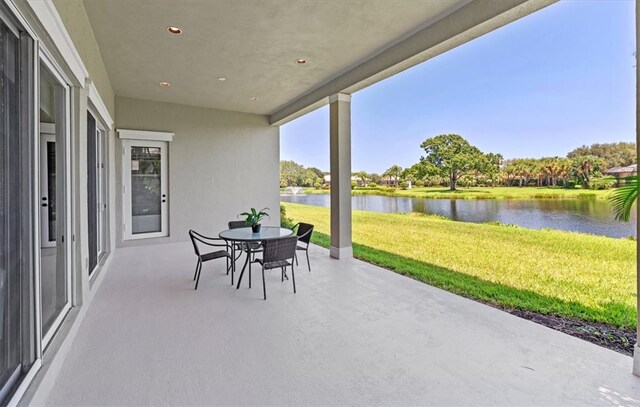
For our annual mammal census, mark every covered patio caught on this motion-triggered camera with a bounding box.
[43,242,638,406]
[3,0,638,404]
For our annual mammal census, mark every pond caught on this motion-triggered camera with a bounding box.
[281,194,637,238]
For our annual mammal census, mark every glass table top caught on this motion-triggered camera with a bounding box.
[218,226,293,242]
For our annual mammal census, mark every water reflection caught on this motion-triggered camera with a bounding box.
[281,194,637,238]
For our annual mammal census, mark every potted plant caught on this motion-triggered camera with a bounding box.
[240,207,269,233]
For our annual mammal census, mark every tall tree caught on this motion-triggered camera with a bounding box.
[568,142,636,168]
[571,155,606,189]
[556,158,573,188]
[420,134,486,191]
[280,160,306,187]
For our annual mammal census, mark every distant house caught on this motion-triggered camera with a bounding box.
[379,176,396,186]
[604,164,637,185]
[323,175,364,186]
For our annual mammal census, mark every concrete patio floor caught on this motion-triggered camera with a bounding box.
[44,242,639,406]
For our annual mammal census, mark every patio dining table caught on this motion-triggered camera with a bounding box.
[219,226,293,289]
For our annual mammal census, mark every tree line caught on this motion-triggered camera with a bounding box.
[280,136,636,191]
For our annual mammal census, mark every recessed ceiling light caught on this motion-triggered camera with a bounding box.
[249,97,259,101]
[160,81,170,87]
[218,77,226,81]
[167,26,182,35]
[296,58,307,64]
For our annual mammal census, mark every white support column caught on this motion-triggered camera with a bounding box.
[329,93,352,259]
[634,0,640,377]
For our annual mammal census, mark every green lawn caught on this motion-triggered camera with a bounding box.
[297,186,612,200]
[282,202,637,329]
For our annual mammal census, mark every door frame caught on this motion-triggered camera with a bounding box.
[122,139,169,240]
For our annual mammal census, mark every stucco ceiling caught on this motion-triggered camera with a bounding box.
[82,0,467,116]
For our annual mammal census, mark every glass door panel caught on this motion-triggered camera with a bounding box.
[131,146,162,234]
[87,113,107,275]
[123,140,168,239]
[0,22,23,398]
[39,61,69,345]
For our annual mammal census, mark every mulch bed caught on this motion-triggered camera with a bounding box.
[503,308,636,356]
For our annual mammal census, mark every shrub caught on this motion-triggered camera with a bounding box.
[368,182,378,188]
[280,205,294,229]
[399,181,408,190]
[589,177,616,190]
[314,181,322,189]
[414,180,425,187]
[351,181,357,189]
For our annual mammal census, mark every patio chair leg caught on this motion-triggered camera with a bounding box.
[231,254,235,286]
[295,252,298,266]
[306,249,311,272]
[193,259,200,281]
[194,261,203,290]
[291,264,296,294]
[226,257,229,275]
[249,257,252,289]
[262,266,267,300]
[281,267,284,282]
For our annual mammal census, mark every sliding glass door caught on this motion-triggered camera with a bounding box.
[0,21,24,399]
[87,112,107,274]
[0,17,35,403]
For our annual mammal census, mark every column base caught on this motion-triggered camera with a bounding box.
[634,344,640,377]
[330,246,352,259]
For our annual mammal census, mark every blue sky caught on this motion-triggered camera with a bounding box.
[280,0,636,174]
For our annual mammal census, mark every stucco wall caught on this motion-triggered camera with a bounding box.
[51,0,115,116]
[114,97,280,246]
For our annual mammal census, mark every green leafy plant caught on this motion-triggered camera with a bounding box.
[608,176,638,221]
[240,207,269,226]
[280,205,294,229]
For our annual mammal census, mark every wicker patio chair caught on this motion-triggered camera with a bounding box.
[254,236,298,300]
[189,229,233,290]
[228,220,264,257]
[293,222,314,271]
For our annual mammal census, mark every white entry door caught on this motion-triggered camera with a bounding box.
[39,128,56,247]
[123,140,169,239]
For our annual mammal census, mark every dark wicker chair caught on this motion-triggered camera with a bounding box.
[293,223,314,271]
[228,220,263,256]
[189,230,233,290]
[254,236,298,300]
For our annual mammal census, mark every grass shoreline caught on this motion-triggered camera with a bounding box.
[285,186,613,201]
[282,202,636,330]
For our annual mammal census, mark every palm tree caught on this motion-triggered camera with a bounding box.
[556,158,572,188]
[384,165,403,187]
[355,171,368,186]
[608,176,638,221]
